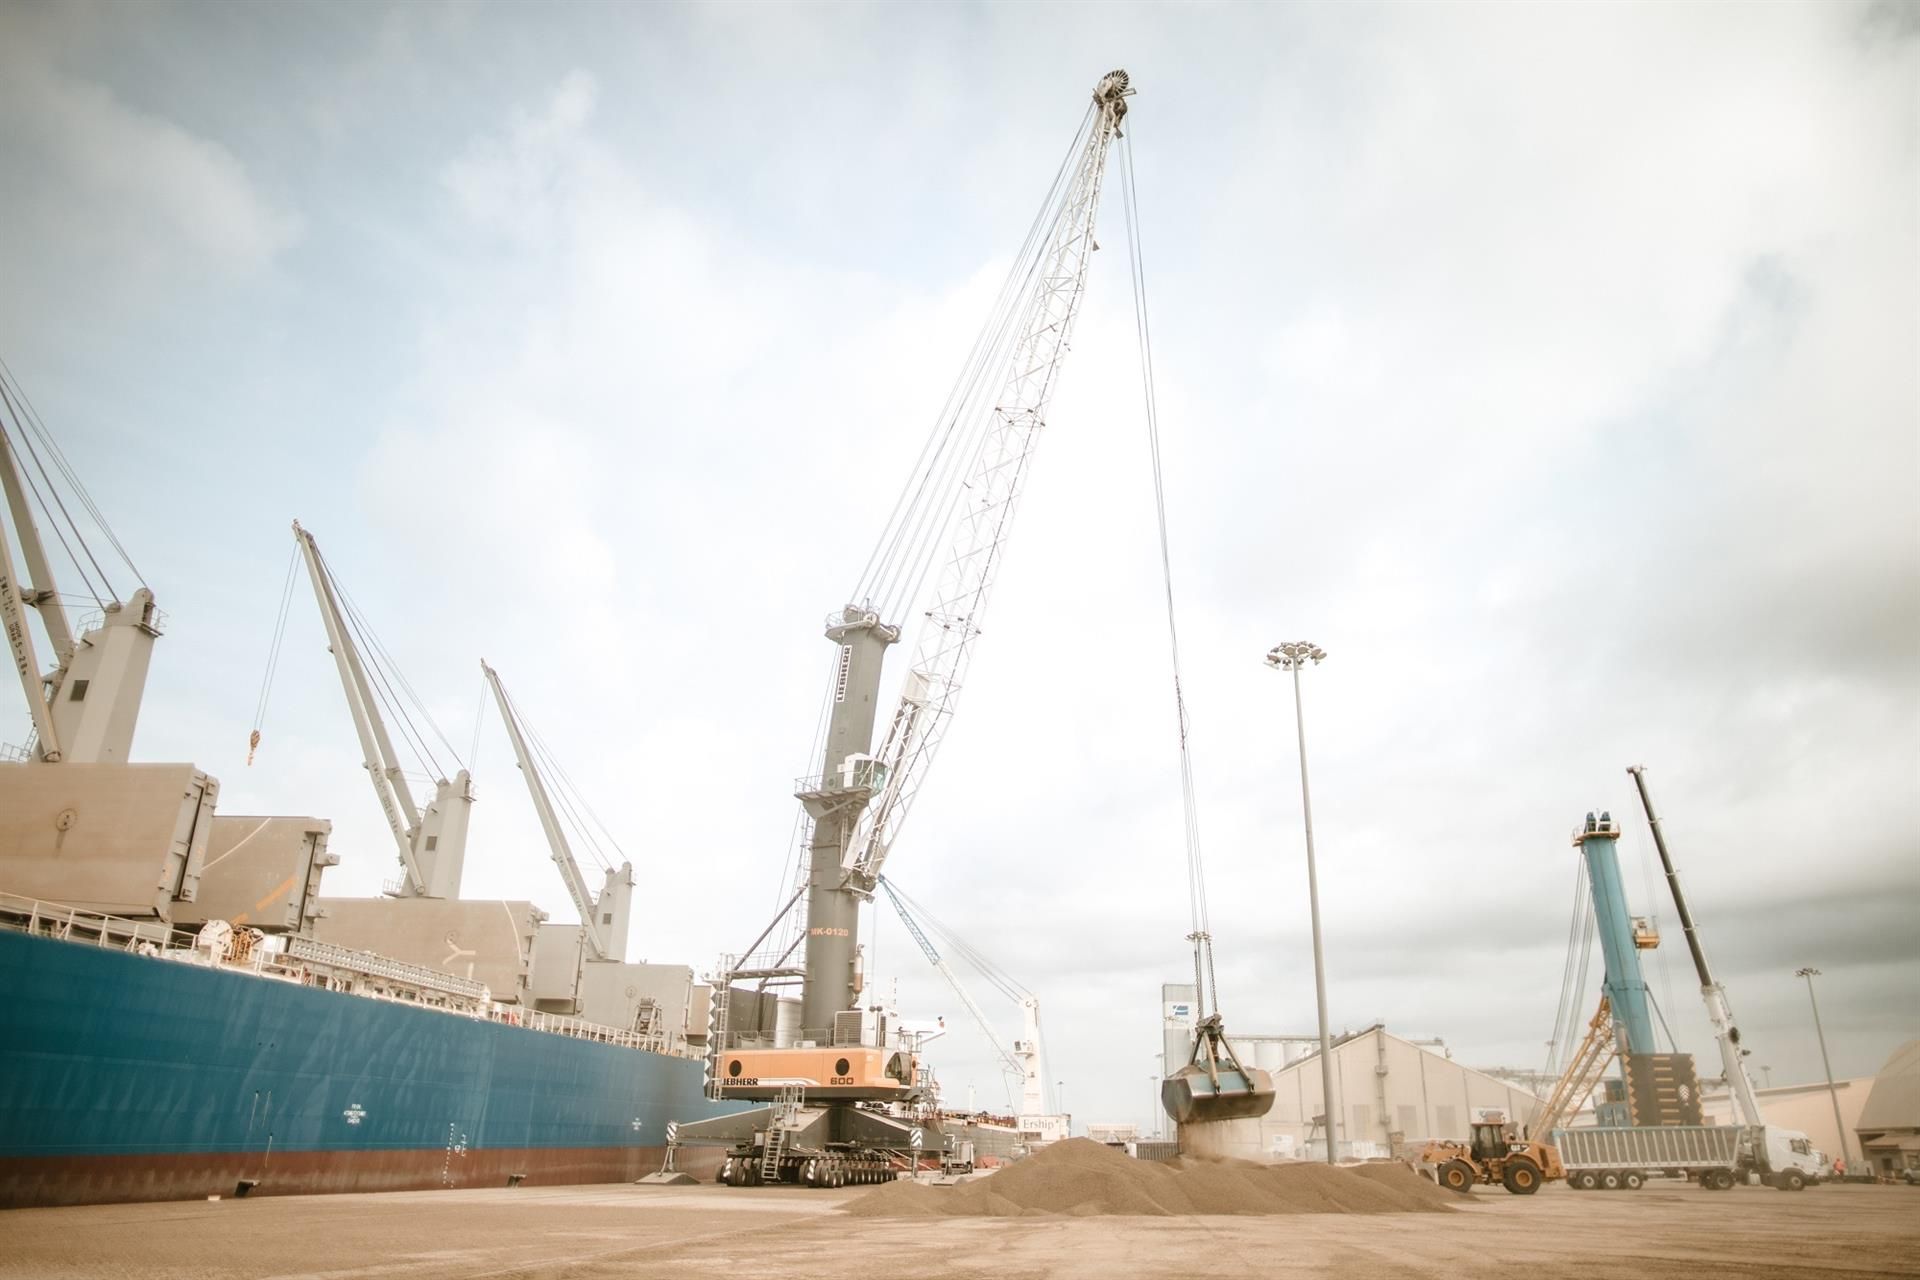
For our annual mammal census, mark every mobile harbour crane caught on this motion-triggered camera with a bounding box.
[662,70,1138,1188]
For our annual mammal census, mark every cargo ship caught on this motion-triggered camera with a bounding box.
[0,894,738,1207]
[0,378,743,1208]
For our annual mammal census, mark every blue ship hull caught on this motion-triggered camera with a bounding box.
[0,929,735,1207]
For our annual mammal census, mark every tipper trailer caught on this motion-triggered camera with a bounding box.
[1555,1124,1825,1192]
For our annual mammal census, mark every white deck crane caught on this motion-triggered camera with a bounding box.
[880,879,1023,1079]
[0,368,161,764]
[481,660,632,963]
[291,520,471,899]
[878,876,1063,1135]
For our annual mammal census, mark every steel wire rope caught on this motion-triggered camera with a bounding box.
[350,599,467,774]
[1630,824,1681,1039]
[248,544,301,761]
[851,106,1095,615]
[468,674,487,778]
[881,118,1097,626]
[871,108,1093,624]
[1119,126,1217,1012]
[878,186,1070,626]
[0,359,145,586]
[489,669,620,876]
[883,877,1028,1004]
[521,713,624,876]
[317,547,469,784]
[0,385,111,607]
[770,641,848,958]
[1544,859,1589,1076]
[316,549,452,784]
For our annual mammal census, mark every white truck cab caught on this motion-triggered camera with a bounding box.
[1748,1126,1825,1188]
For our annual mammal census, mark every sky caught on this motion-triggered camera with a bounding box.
[1,0,1914,1135]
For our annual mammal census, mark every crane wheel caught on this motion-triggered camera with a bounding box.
[1502,1159,1542,1196]
[1439,1160,1476,1193]
[1623,1171,1645,1191]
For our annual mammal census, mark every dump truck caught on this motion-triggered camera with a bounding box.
[1555,1124,1825,1191]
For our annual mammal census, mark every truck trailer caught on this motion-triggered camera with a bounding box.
[1554,1124,1825,1192]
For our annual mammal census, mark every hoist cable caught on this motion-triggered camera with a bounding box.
[1119,126,1217,1015]
[0,358,145,587]
[248,543,300,762]
[0,384,111,607]
[852,105,1097,619]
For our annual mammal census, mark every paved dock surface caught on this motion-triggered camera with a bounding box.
[1,1180,1914,1279]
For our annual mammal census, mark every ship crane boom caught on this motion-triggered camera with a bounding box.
[292,521,471,899]
[482,659,630,962]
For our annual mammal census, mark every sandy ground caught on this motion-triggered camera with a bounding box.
[0,1179,1914,1280]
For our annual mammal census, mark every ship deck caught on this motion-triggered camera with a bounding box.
[0,1177,1912,1279]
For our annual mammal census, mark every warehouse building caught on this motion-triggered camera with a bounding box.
[1853,1040,1920,1177]
[1161,986,1542,1160]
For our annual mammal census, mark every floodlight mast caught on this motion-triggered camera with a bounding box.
[1266,640,1335,1161]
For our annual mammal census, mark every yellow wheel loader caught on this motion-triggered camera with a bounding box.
[1419,1110,1564,1196]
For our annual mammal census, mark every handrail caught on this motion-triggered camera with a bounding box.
[0,890,689,1058]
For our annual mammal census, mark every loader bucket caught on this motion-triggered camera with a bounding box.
[1161,1063,1277,1125]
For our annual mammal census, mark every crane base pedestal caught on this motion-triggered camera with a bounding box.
[669,1102,948,1188]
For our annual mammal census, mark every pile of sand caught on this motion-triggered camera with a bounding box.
[842,1138,1456,1218]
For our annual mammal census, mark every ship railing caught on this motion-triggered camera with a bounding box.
[0,892,190,953]
[0,890,690,1057]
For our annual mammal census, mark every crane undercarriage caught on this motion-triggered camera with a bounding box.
[672,1097,954,1188]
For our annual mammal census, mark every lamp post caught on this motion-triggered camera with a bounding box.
[1267,640,1337,1165]
[1058,1080,1068,1135]
[1796,967,1852,1171]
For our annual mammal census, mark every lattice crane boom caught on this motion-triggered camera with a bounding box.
[841,70,1132,894]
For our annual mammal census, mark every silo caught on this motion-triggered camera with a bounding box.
[774,996,802,1048]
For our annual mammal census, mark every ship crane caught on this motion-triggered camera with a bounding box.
[291,521,472,899]
[878,875,1062,1132]
[481,660,632,963]
[0,366,161,765]
[661,71,1134,1189]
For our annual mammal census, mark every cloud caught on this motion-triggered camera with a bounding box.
[0,47,299,273]
[0,1,1909,1134]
